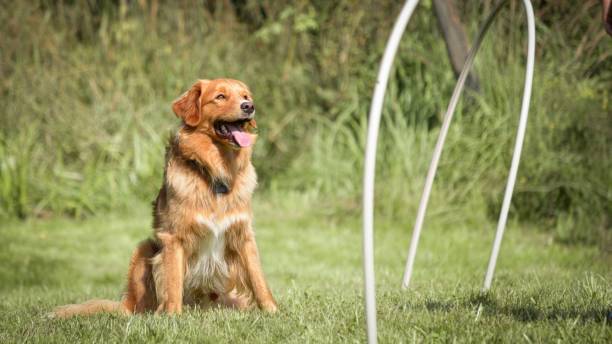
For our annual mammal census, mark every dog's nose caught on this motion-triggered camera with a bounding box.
[240,101,255,115]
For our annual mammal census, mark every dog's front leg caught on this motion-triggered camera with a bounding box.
[240,235,277,313]
[152,232,184,314]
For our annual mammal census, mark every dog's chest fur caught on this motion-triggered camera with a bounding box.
[183,212,250,294]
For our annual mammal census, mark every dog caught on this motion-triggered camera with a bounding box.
[53,78,277,317]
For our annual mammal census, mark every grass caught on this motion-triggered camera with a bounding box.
[0,194,609,343]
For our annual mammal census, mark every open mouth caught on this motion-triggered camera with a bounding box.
[214,119,255,148]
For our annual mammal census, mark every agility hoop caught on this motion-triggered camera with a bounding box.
[362,1,535,342]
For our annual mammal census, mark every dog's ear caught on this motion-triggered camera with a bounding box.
[172,80,209,127]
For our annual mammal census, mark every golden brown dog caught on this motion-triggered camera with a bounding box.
[53,78,277,317]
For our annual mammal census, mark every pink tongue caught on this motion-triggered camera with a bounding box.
[230,128,252,147]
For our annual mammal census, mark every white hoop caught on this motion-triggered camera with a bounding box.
[362,0,536,342]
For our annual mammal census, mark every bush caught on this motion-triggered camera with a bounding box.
[0,1,609,245]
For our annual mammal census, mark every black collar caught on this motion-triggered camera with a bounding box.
[187,159,230,195]
[212,181,230,195]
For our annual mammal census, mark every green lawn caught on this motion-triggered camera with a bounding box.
[0,195,609,343]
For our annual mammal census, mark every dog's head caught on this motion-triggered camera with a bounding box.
[172,79,257,148]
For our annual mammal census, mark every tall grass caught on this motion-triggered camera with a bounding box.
[0,1,609,245]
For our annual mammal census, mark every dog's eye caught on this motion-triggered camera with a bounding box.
[243,95,249,100]
[216,94,226,100]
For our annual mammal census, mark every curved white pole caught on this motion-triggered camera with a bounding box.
[362,1,420,343]
[400,0,536,290]
[483,0,536,291]
[401,0,507,289]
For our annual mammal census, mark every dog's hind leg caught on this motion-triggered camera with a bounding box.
[123,239,159,314]
[51,240,159,318]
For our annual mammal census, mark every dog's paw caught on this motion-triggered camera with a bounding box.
[260,301,278,313]
[155,302,182,315]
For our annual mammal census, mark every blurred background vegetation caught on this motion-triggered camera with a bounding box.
[0,1,609,247]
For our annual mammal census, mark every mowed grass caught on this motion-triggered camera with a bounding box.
[0,194,610,343]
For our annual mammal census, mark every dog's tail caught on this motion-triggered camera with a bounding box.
[51,299,130,318]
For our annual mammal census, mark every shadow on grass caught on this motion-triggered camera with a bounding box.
[469,292,608,324]
[392,291,609,324]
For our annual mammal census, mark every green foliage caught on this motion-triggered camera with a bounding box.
[0,1,609,244]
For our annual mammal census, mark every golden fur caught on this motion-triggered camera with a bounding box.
[53,79,277,317]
